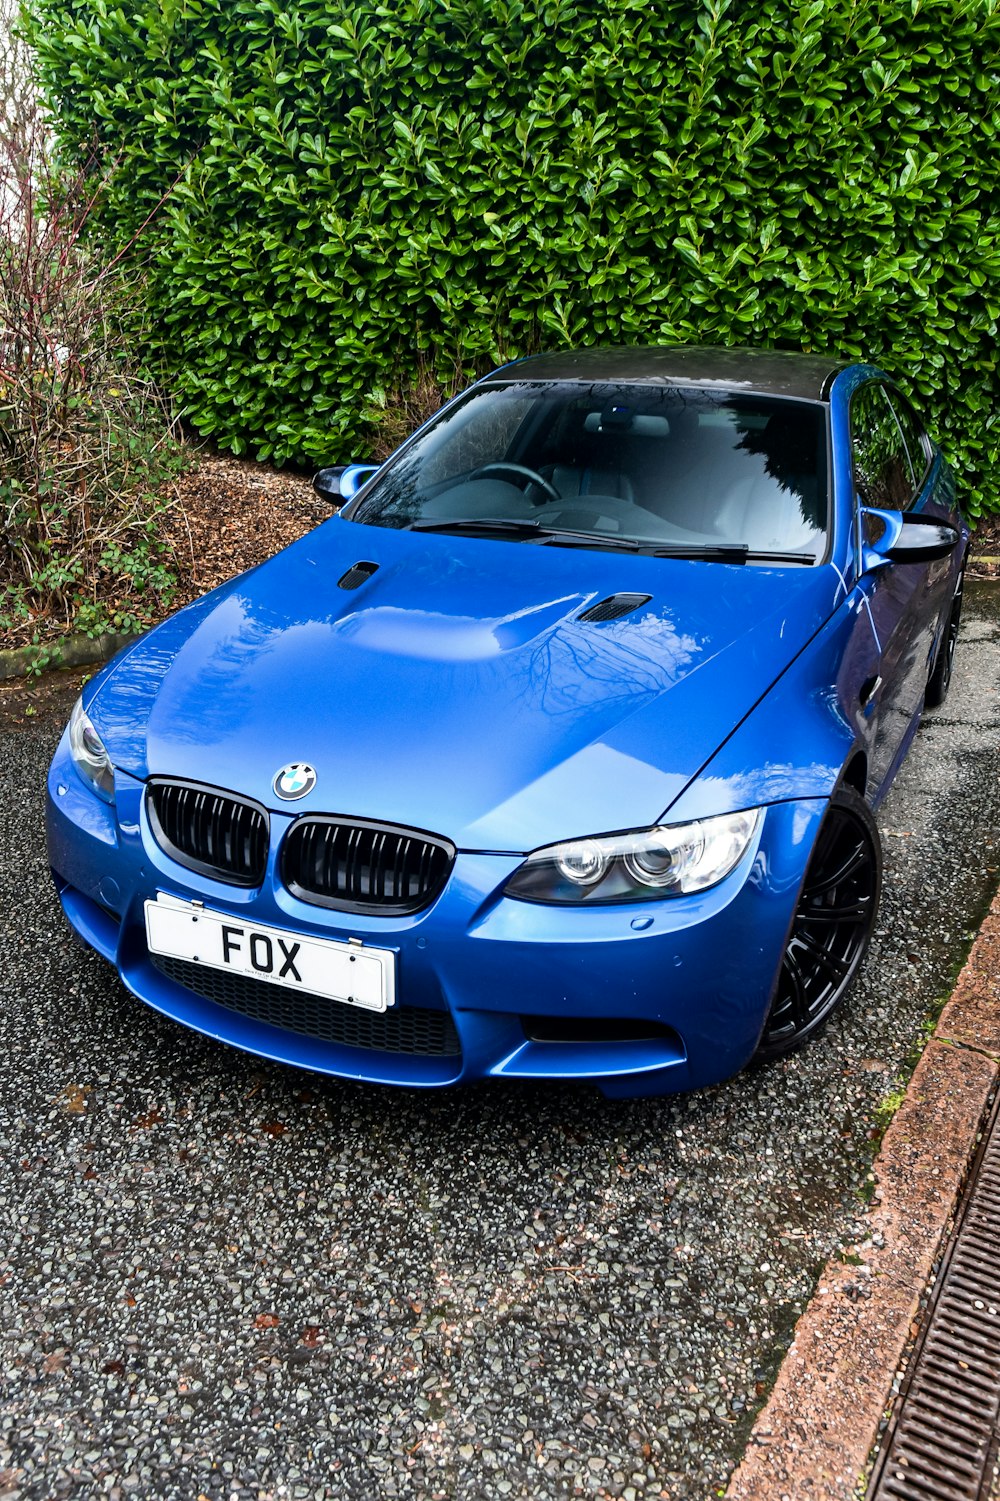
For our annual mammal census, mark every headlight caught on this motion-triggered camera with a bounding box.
[68,696,115,803]
[504,809,763,904]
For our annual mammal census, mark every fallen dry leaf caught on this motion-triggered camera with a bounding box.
[58,1084,91,1115]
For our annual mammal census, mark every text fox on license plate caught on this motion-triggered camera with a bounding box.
[144,895,395,1012]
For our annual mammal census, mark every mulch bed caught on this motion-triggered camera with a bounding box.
[967,513,1000,579]
[157,453,326,609]
[1,454,326,652]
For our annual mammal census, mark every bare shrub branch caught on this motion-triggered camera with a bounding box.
[0,18,187,646]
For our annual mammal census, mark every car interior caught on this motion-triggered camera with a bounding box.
[361,386,829,559]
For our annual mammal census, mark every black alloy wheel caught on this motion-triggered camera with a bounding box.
[925,565,965,708]
[755,786,882,1060]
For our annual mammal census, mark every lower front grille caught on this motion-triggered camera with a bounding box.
[151,955,462,1057]
[521,1015,682,1046]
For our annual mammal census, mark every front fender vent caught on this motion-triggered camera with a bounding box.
[337,560,379,590]
[577,592,652,624]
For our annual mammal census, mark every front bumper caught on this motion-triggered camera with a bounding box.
[46,731,827,1097]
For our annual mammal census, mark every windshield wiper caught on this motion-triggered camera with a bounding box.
[407,517,642,550]
[407,517,551,540]
[744,551,817,565]
[406,519,815,564]
[650,543,748,560]
[627,542,749,561]
[545,540,817,564]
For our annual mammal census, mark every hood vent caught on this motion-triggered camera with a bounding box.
[577,592,652,624]
[337,560,379,591]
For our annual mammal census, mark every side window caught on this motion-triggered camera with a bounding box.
[850,382,914,509]
[883,388,931,502]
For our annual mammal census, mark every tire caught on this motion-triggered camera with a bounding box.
[755,786,882,1061]
[925,565,965,709]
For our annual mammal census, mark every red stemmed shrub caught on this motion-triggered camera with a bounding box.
[0,25,185,650]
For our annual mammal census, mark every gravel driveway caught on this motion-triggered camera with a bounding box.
[2,585,999,1501]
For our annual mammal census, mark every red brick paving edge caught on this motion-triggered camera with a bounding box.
[725,890,1000,1501]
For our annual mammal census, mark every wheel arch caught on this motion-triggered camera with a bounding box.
[754,780,883,1061]
[839,749,869,801]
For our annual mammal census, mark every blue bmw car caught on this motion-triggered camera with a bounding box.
[47,347,966,1097]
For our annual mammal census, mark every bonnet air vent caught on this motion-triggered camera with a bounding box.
[337,560,379,591]
[577,592,652,624]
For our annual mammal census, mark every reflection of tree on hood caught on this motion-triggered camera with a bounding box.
[530,610,701,717]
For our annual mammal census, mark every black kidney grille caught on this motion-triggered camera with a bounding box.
[151,954,461,1056]
[282,817,454,914]
[577,592,652,623]
[146,780,269,887]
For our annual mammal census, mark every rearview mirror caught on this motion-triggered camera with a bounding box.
[313,463,380,506]
[860,507,959,571]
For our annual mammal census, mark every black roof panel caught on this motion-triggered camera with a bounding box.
[482,345,849,401]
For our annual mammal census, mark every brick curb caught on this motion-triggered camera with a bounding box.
[0,631,137,683]
[725,890,1000,1501]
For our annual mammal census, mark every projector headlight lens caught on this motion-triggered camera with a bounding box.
[504,809,763,904]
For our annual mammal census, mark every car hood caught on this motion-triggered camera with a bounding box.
[91,517,845,851]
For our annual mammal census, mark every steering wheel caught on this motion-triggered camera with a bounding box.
[469,463,560,504]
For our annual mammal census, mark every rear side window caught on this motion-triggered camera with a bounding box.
[850,382,914,508]
[883,388,932,498]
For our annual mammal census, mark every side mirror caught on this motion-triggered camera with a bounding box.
[312,463,380,506]
[860,507,959,571]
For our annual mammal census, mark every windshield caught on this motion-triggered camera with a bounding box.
[347,381,828,561]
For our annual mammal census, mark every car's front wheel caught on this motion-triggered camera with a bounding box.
[755,786,882,1060]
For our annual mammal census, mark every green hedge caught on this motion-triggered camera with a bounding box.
[26,0,1000,512]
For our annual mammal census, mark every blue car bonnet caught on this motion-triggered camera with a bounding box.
[88,518,844,851]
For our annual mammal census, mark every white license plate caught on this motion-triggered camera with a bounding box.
[144,894,395,1013]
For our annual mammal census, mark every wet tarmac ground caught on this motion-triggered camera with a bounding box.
[1,583,999,1501]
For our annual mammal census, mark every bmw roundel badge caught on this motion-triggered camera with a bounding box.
[273,762,317,801]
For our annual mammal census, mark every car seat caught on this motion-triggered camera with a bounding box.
[712,410,824,552]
